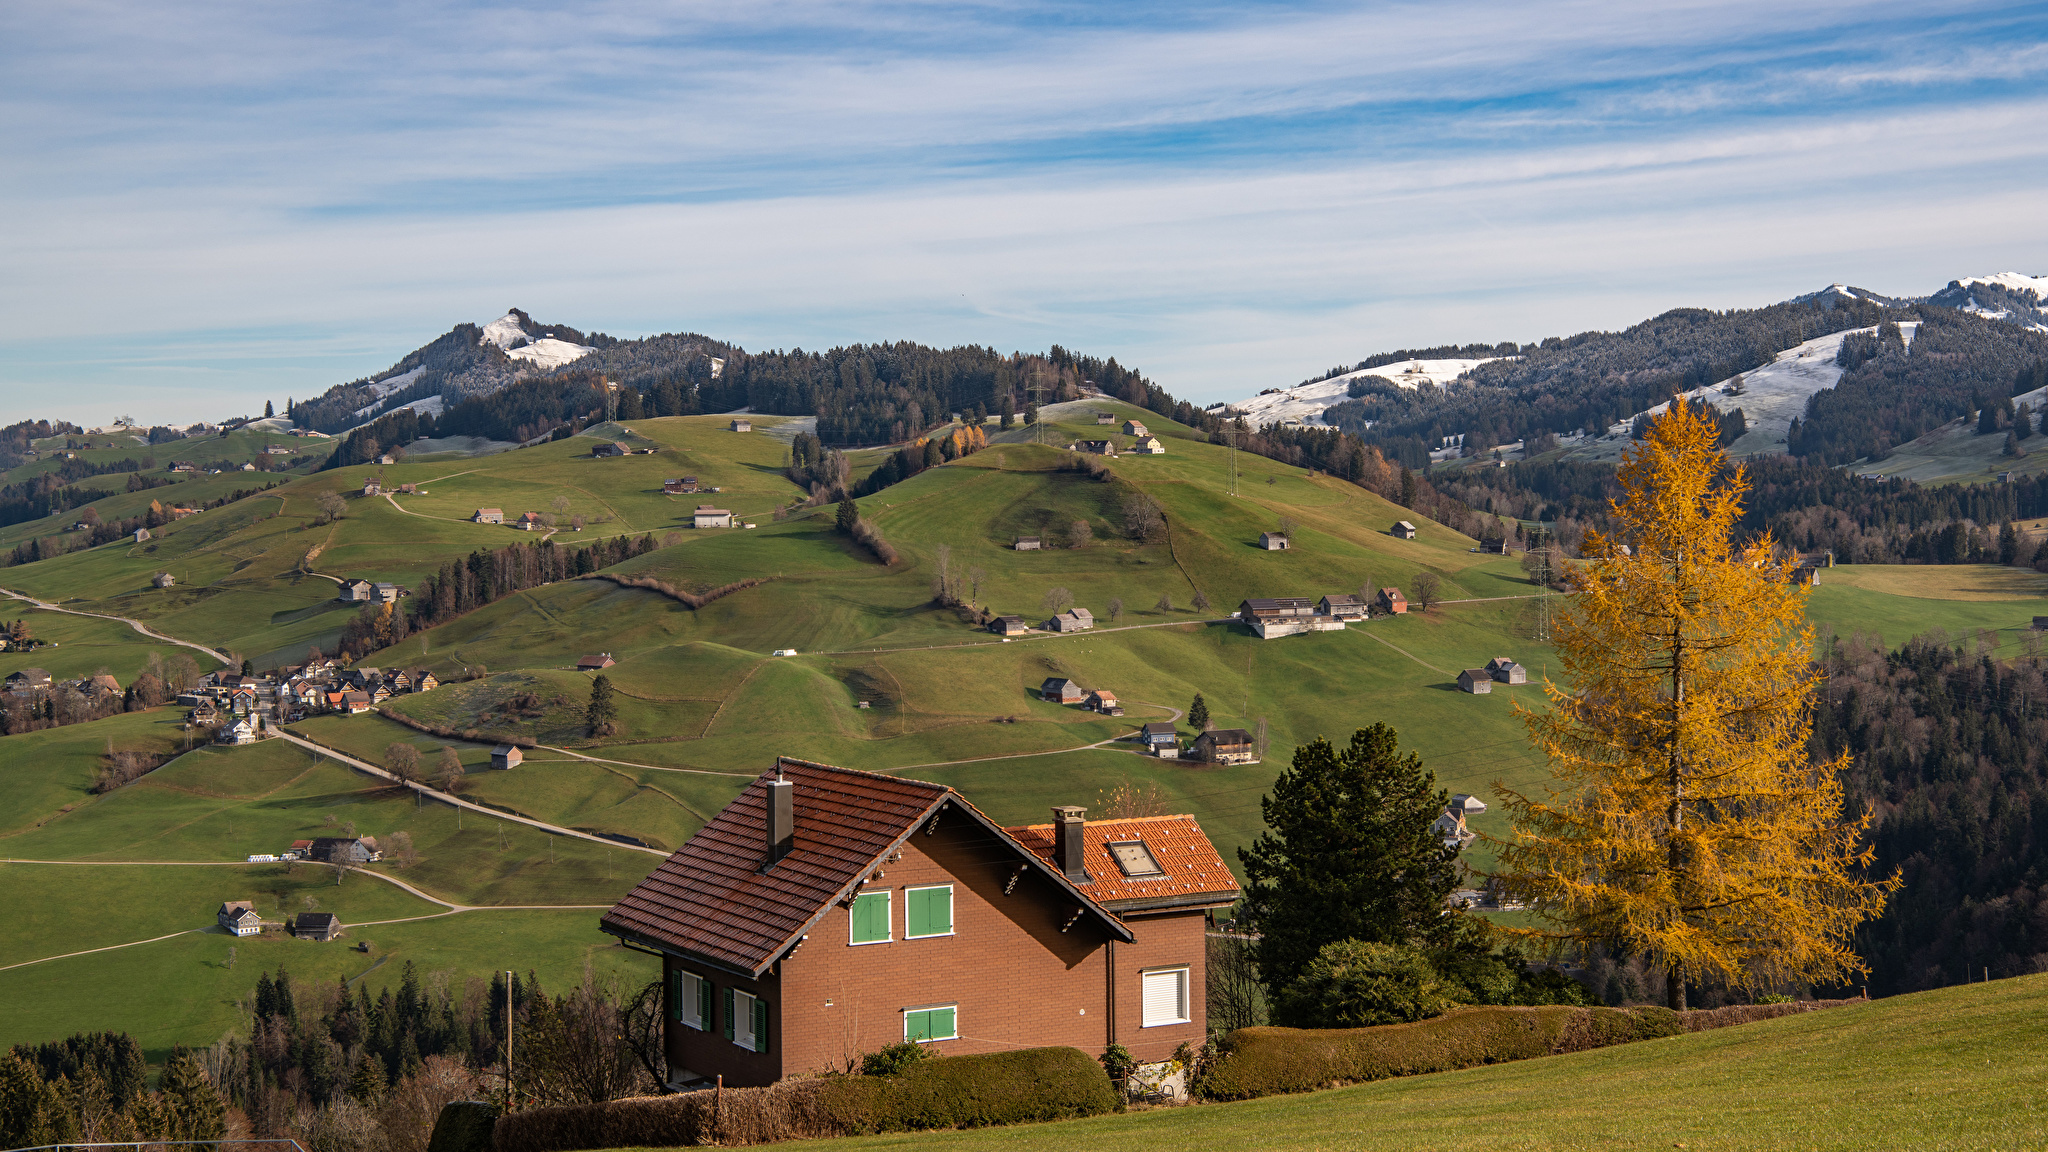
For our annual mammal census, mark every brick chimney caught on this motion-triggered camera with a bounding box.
[766,775,794,868]
[1052,806,1089,882]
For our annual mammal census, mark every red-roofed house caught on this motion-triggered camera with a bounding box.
[600,758,1238,1089]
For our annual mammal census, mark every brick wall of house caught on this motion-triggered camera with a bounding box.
[659,818,1212,1085]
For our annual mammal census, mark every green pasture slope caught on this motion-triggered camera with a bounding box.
[752,975,2048,1152]
[0,604,225,684]
[0,728,656,1059]
[0,421,333,554]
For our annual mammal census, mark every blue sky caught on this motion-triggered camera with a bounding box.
[4,0,2048,425]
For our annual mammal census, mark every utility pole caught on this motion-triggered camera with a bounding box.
[1214,425,1245,497]
[1027,371,1050,447]
[505,969,515,1107]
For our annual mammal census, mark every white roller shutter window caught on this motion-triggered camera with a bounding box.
[1141,968,1189,1027]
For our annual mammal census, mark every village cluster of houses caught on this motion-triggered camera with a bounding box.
[1235,589,1407,639]
[181,659,439,737]
[1071,417,1166,457]
[1456,657,1527,694]
[4,667,124,703]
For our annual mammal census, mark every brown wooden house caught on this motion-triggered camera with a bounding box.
[1377,586,1408,614]
[1191,728,1258,764]
[599,759,1238,1088]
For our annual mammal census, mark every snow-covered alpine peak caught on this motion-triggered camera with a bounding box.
[478,308,594,369]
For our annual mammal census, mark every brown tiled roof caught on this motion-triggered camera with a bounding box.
[601,758,1129,976]
[1007,815,1241,912]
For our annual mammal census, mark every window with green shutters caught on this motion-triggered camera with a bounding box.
[732,990,763,1052]
[905,885,954,938]
[904,1005,957,1043]
[672,970,707,1030]
[850,890,891,944]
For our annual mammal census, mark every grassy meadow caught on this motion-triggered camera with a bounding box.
[726,974,2048,1152]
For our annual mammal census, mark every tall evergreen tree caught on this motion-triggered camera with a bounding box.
[835,496,859,535]
[1187,693,1209,731]
[1240,724,1460,996]
[586,675,617,738]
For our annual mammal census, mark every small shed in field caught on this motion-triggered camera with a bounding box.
[492,744,523,770]
[474,508,505,524]
[1378,587,1408,615]
[1041,677,1086,704]
[292,912,341,941]
[1457,669,1493,694]
[1487,657,1526,684]
[1014,536,1041,551]
[1391,520,1417,539]
[731,419,753,432]
[1259,532,1290,550]
[577,653,616,671]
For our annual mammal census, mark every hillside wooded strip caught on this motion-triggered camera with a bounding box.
[581,572,771,608]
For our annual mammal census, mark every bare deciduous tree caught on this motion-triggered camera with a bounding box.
[1411,571,1443,611]
[1043,586,1074,615]
[1107,597,1124,623]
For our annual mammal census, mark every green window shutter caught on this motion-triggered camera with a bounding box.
[908,887,952,937]
[852,891,889,943]
[669,970,682,1021]
[698,976,713,1028]
[722,987,735,1041]
[905,1009,930,1043]
[753,999,769,1053]
[932,1006,955,1040]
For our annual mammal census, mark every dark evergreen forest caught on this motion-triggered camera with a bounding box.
[1814,632,2048,994]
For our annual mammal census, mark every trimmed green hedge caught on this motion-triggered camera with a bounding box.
[821,1044,1116,1133]
[1194,1005,1683,1101]
[491,1047,1116,1152]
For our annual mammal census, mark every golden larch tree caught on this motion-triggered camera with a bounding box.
[1492,399,1897,1008]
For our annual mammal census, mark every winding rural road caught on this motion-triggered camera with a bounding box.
[0,858,612,973]
[0,585,227,662]
[274,730,670,859]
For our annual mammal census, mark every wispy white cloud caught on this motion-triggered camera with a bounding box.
[3,0,2046,422]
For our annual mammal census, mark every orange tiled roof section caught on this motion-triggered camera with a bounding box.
[1006,814,1241,910]
[601,758,951,976]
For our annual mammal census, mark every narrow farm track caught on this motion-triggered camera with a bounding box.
[0,586,227,661]
[273,731,669,858]
[0,859,613,974]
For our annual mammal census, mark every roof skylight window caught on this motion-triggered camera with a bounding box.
[1107,840,1164,877]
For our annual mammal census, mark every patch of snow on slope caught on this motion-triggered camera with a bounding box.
[504,338,594,369]
[1228,358,1501,427]
[1607,323,1920,453]
[479,311,593,370]
[1956,272,2048,298]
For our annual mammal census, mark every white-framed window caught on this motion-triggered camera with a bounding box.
[672,970,709,1031]
[904,884,954,939]
[1140,967,1191,1028]
[850,890,892,945]
[729,989,768,1052]
[904,1003,958,1043]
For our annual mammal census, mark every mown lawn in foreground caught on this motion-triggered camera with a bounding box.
[670,974,2048,1152]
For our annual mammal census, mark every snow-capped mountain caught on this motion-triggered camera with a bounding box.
[1926,274,2048,334]
[479,309,596,369]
